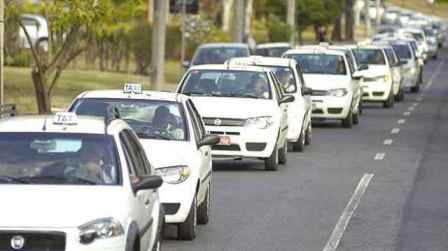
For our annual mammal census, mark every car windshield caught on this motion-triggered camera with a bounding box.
[353,49,386,65]
[72,99,187,141]
[392,44,412,59]
[285,54,347,75]
[255,47,290,57]
[181,70,272,99]
[0,133,119,185]
[192,47,249,65]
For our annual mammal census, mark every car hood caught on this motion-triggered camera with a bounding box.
[0,185,128,229]
[302,74,351,91]
[362,65,390,78]
[140,140,193,169]
[190,97,278,119]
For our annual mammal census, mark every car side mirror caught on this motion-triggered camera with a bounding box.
[182,60,191,69]
[358,64,369,71]
[280,95,295,104]
[133,175,163,193]
[352,71,364,81]
[301,86,313,96]
[199,134,220,147]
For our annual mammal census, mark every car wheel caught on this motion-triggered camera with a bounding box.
[305,123,312,145]
[399,89,405,101]
[291,129,305,152]
[264,143,279,171]
[342,110,353,128]
[197,184,211,225]
[383,92,394,108]
[278,139,287,165]
[152,207,164,251]
[352,109,360,125]
[411,84,420,93]
[358,100,363,115]
[178,196,197,240]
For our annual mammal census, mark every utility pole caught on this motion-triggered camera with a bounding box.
[287,0,296,45]
[375,0,381,29]
[364,0,371,38]
[180,0,187,65]
[0,0,4,105]
[150,0,167,91]
[222,0,234,32]
[233,0,245,42]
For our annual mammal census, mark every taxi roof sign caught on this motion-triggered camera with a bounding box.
[123,83,143,94]
[53,112,78,125]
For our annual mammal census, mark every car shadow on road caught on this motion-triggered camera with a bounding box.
[212,159,268,172]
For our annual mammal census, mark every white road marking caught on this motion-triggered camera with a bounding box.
[383,139,393,145]
[322,173,374,251]
[408,106,415,111]
[397,119,406,124]
[391,128,400,134]
[403,111,411,116]
[374,153,386,160]
[426,59,445,89]
[412,102,419,107]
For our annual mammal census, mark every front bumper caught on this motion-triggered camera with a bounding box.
[159,178,196,223]
[206,124,279,159]
[361,80,392,101]
[311,95,352,119]
[0,227,126,251]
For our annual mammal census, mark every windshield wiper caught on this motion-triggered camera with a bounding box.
[137,132,172,140]
[23,175,97,185]
[0,176,30,184]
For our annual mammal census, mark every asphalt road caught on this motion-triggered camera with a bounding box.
[163,47,448,251]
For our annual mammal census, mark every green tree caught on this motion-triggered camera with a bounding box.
[8,0,142,114]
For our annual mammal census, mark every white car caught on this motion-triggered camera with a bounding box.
[397,28,429,61]
[69,85,219,240]
[227,56,313,152]
[0,113,163,251]
[177,64,293,171]
[353,45,397,108]
[283,46,362,128]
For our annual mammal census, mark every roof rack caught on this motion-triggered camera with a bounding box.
[104,105,121,134]
[0,104,17,118]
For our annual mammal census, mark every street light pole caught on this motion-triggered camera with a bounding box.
[0,0,4,105]
[150,0,167,90]
[180,0,187,65]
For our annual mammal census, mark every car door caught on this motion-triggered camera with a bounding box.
[185,100,211,202]
[293,63,311,126]
[120,130,155,251]
[269,72,288,143]
[345,52,360,110]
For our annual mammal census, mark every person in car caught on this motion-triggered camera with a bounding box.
[246,75,269,98]
[78,142,114,184]
[152,106,184,140]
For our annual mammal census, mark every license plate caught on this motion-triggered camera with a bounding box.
[218,136,231,145]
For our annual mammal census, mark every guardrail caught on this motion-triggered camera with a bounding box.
[0,104,17,118]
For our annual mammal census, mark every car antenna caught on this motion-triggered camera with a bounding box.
[42,117,48,131]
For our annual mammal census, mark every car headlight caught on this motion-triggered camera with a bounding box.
[79,218,124,244]
[245,116,274,129]
[154,165,190,184]
[327,88,348,97]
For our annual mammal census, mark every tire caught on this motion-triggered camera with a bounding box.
[342,111,353,128]
[278,139,287,165]
[197,185,210,225]
[358,100,363,115]
[178,196,197,240]
[352,109,360,125]
[411,84,420,93]
[304,123,312,145]
[152,207,164,251]
[383,92,394,108]
[264,143,279,171]
[291,130,305,152]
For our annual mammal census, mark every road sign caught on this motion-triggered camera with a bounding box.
[170,0,199,14]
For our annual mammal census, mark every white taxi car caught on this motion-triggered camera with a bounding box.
[0,113,163,251]
[177,65,293,171]
[227,56,313,152]
[69,85,219,240]
[390,40,422,93]
[353,45,396,108]
[283,47,362,128]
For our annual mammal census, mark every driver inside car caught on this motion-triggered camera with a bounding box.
[245,75,270,98]
[152,106,184,140]
[77,142,115,184]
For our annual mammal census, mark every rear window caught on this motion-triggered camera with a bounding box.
[392,44,412,59]
[353,49,386,65]
[192,47,249,65]
[285,54,347,75]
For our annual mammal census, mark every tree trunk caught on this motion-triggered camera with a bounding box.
[331,15,342,41]
[345,0,355,41]
[222,0,234,32]
[31,70,51,114]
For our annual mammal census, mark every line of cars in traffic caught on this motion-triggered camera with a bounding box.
[0,7,446,251]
